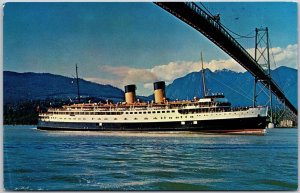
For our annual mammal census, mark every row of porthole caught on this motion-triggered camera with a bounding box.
[125,110,176,115]
[47,110,253,119]
[47,111,253,121]
[50,112,123,115]
[47,110,253,121]
[48,116,194,121]
[50,110,178,116]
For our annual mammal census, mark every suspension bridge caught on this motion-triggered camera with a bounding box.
[154,2,297,123]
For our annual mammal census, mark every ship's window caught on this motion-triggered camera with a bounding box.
[157,111,161,113]
[148,111,151,114]
[154,117,157,119]
[190,116,193,118]
[143,112,146,114]
[83,118,86,120]
[134,112,137,114]
[104,118,108,120]
[167,111,170,113]
[98,118,101,120]
[130,112,133,114]
[124,118,127,120]
[162,111,165,113]
[125,112,128,114]
[145,118,148,120]
[134,118,138,120]
[114,118,117,120]
[139,112,142,114]
[171,110,175,113]
[152,111,156,113]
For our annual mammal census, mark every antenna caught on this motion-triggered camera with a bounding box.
[201,52,207,97]
[76,64,80,103]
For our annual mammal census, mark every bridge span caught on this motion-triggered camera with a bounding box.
[154,2,297,115]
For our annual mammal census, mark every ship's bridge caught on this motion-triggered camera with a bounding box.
[199,93,228,103]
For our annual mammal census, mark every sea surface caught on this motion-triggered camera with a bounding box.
[3,125,298,191]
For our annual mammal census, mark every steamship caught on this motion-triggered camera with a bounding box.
[37,59,268,134]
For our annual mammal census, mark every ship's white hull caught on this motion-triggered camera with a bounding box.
[37,107,268,134]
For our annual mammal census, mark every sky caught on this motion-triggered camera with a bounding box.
[4,2,298,96]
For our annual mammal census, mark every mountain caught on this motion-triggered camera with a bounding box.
[4,71,125,104]
[4,66,297,108]
[165,66,297,108]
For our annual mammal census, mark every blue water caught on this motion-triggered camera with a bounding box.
[3,125,298,190]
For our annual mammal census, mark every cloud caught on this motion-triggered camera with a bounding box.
[100,65,158,83]
[270,44,298,69]
[84,59,243,95]
[246,44,298,69]
[84,44,297,96]
[207,58,244,72]
[150,61,198,82]
[143,82,154,90]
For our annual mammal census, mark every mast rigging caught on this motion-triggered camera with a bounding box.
[201,52,207,97]
[76,64,80,103]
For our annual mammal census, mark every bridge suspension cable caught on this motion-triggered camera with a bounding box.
[198,2,255,39]
[154,2,297,115]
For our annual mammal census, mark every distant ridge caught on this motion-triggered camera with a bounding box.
[4,71,125,103]
[4,66,297,108]
[164,66,297,108]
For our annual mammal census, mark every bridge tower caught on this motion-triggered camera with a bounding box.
[253,27,273,124]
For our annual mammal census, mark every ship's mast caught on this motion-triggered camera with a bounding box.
[76,64,80,103]
[201,52,207,97]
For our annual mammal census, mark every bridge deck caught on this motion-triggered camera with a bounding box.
[155,2,297,115]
